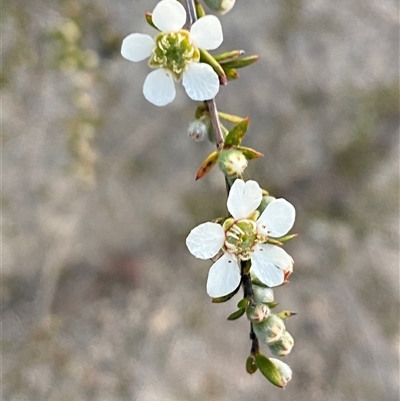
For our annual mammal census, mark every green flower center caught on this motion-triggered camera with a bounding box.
[149,30,200,80]
[224,219,258,261]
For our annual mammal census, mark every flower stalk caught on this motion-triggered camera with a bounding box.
[121,0,297,387]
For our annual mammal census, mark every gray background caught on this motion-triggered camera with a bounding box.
[3,0,399,400]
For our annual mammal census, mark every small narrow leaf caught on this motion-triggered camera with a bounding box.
[224,68,239,81]
[237,146,264,160]
[255,354,285,388]
[214,50,245,62]
[194,103,207,119]
[276,310,297,320]
[145,13,157,30]
[217,111,244,124]
[195,1,206,18]
[246,355,258,374]
[265,301,279,309]
[275,233,298,243]
[227,308,245,321]
[237,298,249,309]
[195,151,219,180]
[219,55,260,69]
[200,49,226,81]
[266,238,283,246]
[224,117,250,147]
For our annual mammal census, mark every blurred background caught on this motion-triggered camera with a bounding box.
[2,0,399,400]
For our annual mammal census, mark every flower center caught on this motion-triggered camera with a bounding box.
[224,219,257,261]
[149,30,200,80]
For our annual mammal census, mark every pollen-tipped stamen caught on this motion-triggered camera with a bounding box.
[149,30,200,80]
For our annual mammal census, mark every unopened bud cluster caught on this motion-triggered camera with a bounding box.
[247,285,294,358]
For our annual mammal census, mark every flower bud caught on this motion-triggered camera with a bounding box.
[269,358,292,387]
[246,303,270,323]
[203,0,236,15]
[218,149,248,177]
[268,330,294,357]
[252,284,274,304]
[252,314,285,344]
[187,116,209,141]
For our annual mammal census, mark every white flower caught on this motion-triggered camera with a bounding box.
[121,0,223,106]
[186,179,295,298]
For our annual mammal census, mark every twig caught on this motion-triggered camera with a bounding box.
[185,0,259,356]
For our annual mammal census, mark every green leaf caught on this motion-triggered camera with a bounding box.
[200,49,226,82]
[145,13,158,30]
[266,238,283,246]
[217,111,244,124]
[224,68,239,81]
[276,310,297,320]
[214,50,245,63]
[246,355,258,374]
[195,151,218,180]
[219,55,260,69]
[255,354,285,388]
[265,301,279,309]
[227,308,245,321]
[275,233,298,243]
[237,146,264,160]
[237,298,249,309]
[224,117,250,147]
[195,1,206,18]
[194,103,207,120]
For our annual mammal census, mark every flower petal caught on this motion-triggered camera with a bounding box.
[121,33,154,62]
[227,179,262,220]
[257,198,296,237]
[206,253,241,297]
[152,0,186,32]
[257,244,294,273]
[143,69,176,106]
[186,222,225,259]
[182,62,220,101]
[250,245,285,287]
[190,15,223,50]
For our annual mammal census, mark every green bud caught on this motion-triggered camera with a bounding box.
[203,0,236,15]
[253,284,275,304]
[218,149,248,177]
[269,358,292,387]
[187,116,210,141]
[246,303,270,323]
[253,315,285,344]
[268,331,294,357]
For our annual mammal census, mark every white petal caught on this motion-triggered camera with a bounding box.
[258,198,295,237]
[257,244,293,273]
[186,222,225,259]
[250,245,285,287]
[152,0,186,32]
[190,15,223,50]
[143,69,176,106]
[121,33,154,62]
[206,253,241,298]
[182,63,220,101]
[227,179,262,220]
